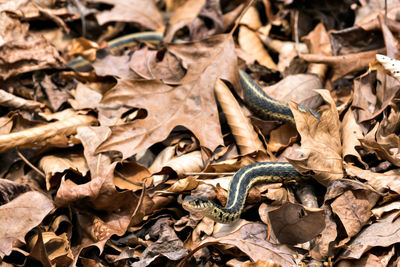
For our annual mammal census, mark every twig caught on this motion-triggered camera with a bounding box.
[229,0,256,36]
[16,149,45,178]
[183,172,235,176]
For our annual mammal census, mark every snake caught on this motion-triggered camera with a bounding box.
[66,31,320,224]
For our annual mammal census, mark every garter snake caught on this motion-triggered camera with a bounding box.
[66,31,319,224]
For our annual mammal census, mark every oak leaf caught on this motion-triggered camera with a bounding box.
[97,34,239,159]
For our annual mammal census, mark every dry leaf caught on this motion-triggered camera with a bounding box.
[88,0,164,30]
[341,109,364,164]
[39,152,89,190]
[268,202,325,244]
[214,79,265,155]
[264,74,323,110]
[97,34,239,159]
[164,0,223,42]
[288,90,343,186]
[179,223,297,266]
[375,54,400,82]
[338,211,400,260]
[240,6,262,30]
[0,13,64,79]
[0,191,54,258]
[302,23,331,80]
[238,26,277,70]
[345,164,400,194]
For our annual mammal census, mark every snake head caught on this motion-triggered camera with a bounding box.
[182,196,213,214]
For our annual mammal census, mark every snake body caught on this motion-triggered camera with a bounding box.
[67,31,318,224]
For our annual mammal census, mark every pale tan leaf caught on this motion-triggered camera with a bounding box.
[375,54,400,82]
[167,176,200,193]
[239,6,262,30]
[338,211,400,260]
[302,23,331,80]
[156,150,204,177]
[0,113,97,153]
[28,232,73,266]
[345,164,400,194]
[238,26,277,70]
[341,109,364,163]
[288,90,343,186]
[372,201,400,218]
[214,79,265,155]
[264,74,323,110]
[0,89,43,111]
[39,153,89,190]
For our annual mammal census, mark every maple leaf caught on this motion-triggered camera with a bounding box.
[96,34,239,159]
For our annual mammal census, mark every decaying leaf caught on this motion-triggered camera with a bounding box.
[214,79,265,155]
[97,34,239,158]
[180,223,297,266]
[288,90,343,186]
[2,1,400,266]
[0,191,54,258]
[88,0,164,30]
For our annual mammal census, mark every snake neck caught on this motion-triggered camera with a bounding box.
[184,162,307,224]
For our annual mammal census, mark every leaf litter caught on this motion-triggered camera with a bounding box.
[0,0,400,266]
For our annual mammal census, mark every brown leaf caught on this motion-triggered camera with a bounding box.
[97,34,239,159]
[0,191,54,258]
[352,71,400,122]
[214,79,265,155]
[338,211,400,260]
[88,0,164,30]
[179,223,297,266]
[267,124,297,153]
[69,83,103,110]
[341,109,364,164]
[310,207,338,260]
[264,74,323,110]
[114,162,152,191]
[0,89,43,111]
[133,222,188,266]
[288,90,343,186]
[268,202,325,244]
[238,26,277,70]
[39,152,89,190]
[0,13,64,79]
[76,126,112,178]
[302,22,331,80]
[345,164,400,195]
[164,0,224,42]
[0,179,32,205]
[129,47,186,83]
[330,188,373,238]
[28,232,73,266]
[155,150,204,177]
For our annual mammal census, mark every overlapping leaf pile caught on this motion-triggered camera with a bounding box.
[0,0,400,266]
